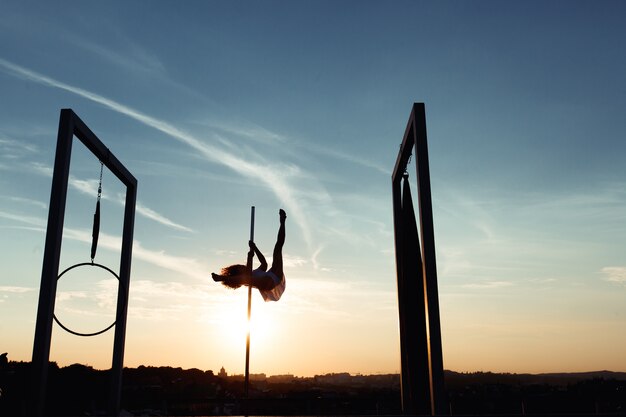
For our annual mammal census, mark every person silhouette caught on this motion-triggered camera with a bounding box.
[212,209,286,301]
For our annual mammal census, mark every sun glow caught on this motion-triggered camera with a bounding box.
[215,290,275,351]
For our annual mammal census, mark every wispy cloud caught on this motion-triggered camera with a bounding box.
[31,162,52,177]
[0,205,207,282]
[63,227,208,281]
[56,290,88,303]
[601,266,626,285]
[283,254,309,268]
[282,277,396,322]
[0,58,313,247]
[0,210,45,227]
[65,36,166,76]
[61,33,208,101]
[69,177,99,196]
[298,141,389,175]
[200,119,287,146]
[311,246,324,271]
[0,285,36,293]
[30,162,193,233]
[127,279,225,321]
[54,278,119,314]
[134,200,193,233]
[1,195,47,210]
[131,280,208,300]
[0,136,39,158]
[0,136,38,151]
[462,280,515,289]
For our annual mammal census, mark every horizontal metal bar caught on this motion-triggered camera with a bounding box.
[392,103,423,183]
[63,109,137,188]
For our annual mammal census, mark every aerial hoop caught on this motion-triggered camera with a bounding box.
[53,160,122,337]
[53,262,123,337]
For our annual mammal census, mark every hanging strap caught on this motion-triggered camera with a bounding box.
[90,162,103,262]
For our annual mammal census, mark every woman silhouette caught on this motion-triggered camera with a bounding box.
[212,209,286,301]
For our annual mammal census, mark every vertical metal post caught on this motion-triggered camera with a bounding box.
[413,105,445,414]
[244,206,255,400]
[30,111,74,417]
[404,176,432,414]
[109,183,137,415]
[391,178,410,410]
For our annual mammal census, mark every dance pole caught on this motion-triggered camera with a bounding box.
[244,206,255,399]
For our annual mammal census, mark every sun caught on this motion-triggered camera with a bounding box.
[216,291,274,350]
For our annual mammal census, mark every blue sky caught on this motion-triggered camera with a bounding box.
[1,1,625,376]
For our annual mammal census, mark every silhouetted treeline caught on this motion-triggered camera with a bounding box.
[445,370,626,415]
[0,361,113,416]
[1,361,626,415]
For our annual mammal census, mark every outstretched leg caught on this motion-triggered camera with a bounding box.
[269,209,286,278]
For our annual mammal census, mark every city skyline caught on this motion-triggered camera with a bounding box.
[1,1,626,377]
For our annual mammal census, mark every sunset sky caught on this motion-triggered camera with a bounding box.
[1,1,625,377]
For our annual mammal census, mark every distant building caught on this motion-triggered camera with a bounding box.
[268,374,295,384]
[218,367,227,378]
[228,373,266,382]
[314,372,352,385]
[250,373,267,382]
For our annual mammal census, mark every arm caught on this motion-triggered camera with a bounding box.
[249,240,267,271]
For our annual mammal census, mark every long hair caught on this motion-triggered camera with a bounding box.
[220,264,247,289]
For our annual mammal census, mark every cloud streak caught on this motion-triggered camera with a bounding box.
[0,205,207,286]
[0,205,207,282]
[30,162,193,233]
[461,280,515,289]
[63,227,208,281]
[0,58,313,247]
[65,35,166,77]
[134,200,194,233]
[0,285,36,293]
[0,136,39,156]
[602,266,626,285]
[0,210,45,227]
[298,141,389,175]
[4,196,47,210]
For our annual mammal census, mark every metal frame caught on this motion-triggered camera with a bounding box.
[392,103,445,415]
[30,109,137,416]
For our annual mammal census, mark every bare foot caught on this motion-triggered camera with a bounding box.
[279,209,286,221]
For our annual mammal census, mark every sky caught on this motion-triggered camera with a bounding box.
[1,1,625,377]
